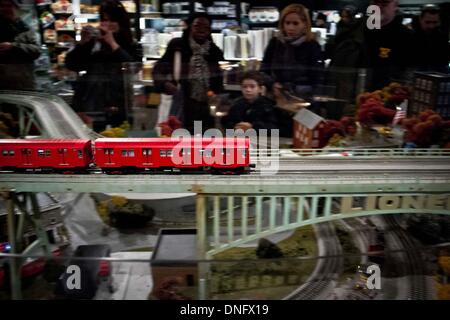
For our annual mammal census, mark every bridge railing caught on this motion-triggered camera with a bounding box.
[198,193,450,258]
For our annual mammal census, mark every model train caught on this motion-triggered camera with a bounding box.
[0,137,252,175]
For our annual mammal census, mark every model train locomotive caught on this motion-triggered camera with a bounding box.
[0,137,252,175]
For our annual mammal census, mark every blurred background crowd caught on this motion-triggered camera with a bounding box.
[0,0,449,142]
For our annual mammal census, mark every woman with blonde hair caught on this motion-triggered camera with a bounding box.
[261,3,322,137]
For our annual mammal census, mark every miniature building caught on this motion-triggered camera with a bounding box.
[293,108,326,148]
[0,193,69,246]
[410,72,450,118]
[150,228,198,296]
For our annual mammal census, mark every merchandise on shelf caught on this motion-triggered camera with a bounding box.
[79,4,100,14]
[51,0,73,13]
[248,7,279,23]
[121,0,136,13]
[44,29,57,43]
[39,11,55,28]
[57,33,75,45]
[55,18,75,30]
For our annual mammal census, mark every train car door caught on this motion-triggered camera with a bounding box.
[142,148,152,164]
[223,148,232,166]
[57,148,68,164]
[21,148,32,165]
[104,148,114,163]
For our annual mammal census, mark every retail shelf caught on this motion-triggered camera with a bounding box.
[135,79,240,91]
[208,14,237,19]
[137,79,154,86]
[141,12,162,16]
[161,12,190,17]
[248,21,278,26]
[55,44,74,49]
[145,55,163,60]
[75,13,99,19]
[224,57,262,61]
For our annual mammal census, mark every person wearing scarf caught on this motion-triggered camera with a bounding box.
[152,13,224,134]
[261,4,322,137]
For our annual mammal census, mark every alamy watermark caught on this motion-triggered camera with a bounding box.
[65,265,81,290]
[366,5,382,30]
[358,264,382,290]
[171,121,280,175]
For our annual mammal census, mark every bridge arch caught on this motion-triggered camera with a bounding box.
[198,193,450,257]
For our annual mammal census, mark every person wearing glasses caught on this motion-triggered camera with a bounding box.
[65,0,142,131]
[364,0,413,90]
[411,4,449,72]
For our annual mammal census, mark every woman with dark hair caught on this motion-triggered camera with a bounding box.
[65,0,142,130]
[261,4,322,137]
[152,12,224,134]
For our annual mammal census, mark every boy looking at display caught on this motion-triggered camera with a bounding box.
[222,71,278,132]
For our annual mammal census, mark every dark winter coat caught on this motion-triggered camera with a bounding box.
[260,37,322,97]
[411,27,449,73]
[65,38,142,125]
[152,36,224,96]
[326,19,367,105]
[221,96,278,131]
[328,19,367,68]
[364,15,414,90]
[152,35,224,132]
[0,17,41,90]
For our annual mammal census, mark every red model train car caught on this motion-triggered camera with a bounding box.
[94,137,250,174]
[0,137,252,174]
[0,139,92,173]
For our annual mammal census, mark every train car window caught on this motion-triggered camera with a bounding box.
[128,150,135,157]
[45,150,51,157]
[77,150,83,158]
[104,148,114,155]
[2,150,8,156]
[9,150,14,156]
[142,148,152,156]
[121,150,127,157]
[160,150,166,157]
[166,150,173,157]
[38,149,45,157]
